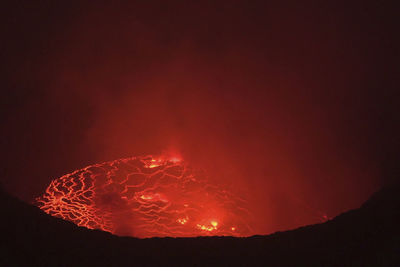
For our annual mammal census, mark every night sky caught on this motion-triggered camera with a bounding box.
[1,1,399,234]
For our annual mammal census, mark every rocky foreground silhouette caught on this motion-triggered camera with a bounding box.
[1,181,399,266]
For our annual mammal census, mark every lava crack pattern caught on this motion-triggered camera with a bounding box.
[36,156,253,238]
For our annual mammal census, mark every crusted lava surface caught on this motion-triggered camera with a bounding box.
[36,156,253,238]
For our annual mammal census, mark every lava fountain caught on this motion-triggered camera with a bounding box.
[36,155,253,238]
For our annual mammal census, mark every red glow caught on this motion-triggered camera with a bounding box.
[36,156,253,238]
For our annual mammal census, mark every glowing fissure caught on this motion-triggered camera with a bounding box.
[36,156,253,238]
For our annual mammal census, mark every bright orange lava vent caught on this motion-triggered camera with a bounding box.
[36,156,253,238]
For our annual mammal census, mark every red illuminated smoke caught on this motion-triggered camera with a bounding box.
[36,156,253,238]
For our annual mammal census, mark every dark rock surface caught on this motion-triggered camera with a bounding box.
[1,182,399,266]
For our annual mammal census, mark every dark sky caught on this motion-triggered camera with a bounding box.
[1,1,398,234]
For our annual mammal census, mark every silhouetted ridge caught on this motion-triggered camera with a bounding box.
[1,181,399,266]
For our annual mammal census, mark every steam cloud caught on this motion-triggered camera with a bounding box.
[1,2,398,235]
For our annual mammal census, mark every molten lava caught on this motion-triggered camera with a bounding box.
[36,156,253,238]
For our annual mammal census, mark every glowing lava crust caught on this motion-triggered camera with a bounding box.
[36,156,253,238]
